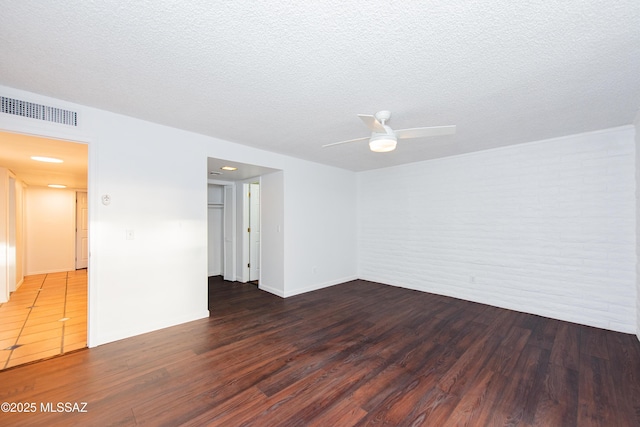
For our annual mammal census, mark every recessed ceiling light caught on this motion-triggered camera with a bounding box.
[209,171,222,175]
[31,156,63,163]
[221,166,237,171]
[48,184,67,188]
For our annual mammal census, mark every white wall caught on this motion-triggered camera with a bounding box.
[24,187,76,275]
[0,167,8,302]
[7,176,16,292]
[236,182,249,282]
[358,126,636,333]
[635,114,640,341]
[260,171,285,296]
[14,178,24,289]
[283,159,358,297]
[0,85,358,346]
[0,169,26,302]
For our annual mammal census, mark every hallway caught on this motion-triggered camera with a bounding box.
[0,270,87,370]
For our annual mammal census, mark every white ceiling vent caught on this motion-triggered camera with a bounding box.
[1,96,78,126]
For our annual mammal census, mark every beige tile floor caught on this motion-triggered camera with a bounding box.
[0,270,87,370]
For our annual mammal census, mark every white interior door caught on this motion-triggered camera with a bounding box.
[249,183,260,281]
[75,191,88,269]
[223,185,236,281]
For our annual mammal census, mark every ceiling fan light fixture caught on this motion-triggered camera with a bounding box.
[369,135,397,152]
[321,110,456,151]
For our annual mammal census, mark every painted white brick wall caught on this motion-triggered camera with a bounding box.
[358,126,636,333]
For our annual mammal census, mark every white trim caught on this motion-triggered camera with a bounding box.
[208,178,235,186]
[25,268,78,276]
[239,183,250,283]
[92,310,210,347]
[223,184,236,282]
[359,274,636,335]
[258,283,285,298]
[281,275,359,298]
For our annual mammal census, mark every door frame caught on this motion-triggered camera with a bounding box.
[238,178,262,283]
[207,184,224,277]
[248,182,260,282]
[222,184,236,281]
[0,123,93,347]
[7,174,18,293]
[208,179,236,282]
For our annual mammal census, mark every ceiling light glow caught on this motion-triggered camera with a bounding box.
[369,136,397,152]
[31,156,63,163]
[221,166,237,171]
[48,184,67,188]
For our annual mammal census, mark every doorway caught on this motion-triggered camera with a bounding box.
[0,131,88,369]
[207,184,224,276]
[207,181,236,281]
[206,158,280,285]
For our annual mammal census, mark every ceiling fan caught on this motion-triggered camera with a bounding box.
[322,110,456,152]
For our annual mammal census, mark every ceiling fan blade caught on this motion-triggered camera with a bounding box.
[358,114,386,133]
[395,125,456,140]
[322,136,369,148]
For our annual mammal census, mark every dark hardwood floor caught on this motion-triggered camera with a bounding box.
[1,277,639,426]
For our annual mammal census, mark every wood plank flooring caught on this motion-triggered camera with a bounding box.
[0,277,639,426]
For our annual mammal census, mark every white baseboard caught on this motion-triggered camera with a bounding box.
[283,275,359,298]
[25,268,76,276]
[258,283,285,297]
[89,310,210,347]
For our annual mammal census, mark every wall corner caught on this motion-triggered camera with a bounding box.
[634,110,640,342]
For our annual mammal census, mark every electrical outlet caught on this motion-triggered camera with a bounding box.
[126,230,135,240]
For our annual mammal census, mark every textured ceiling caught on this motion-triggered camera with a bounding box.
[0,1,639,171]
